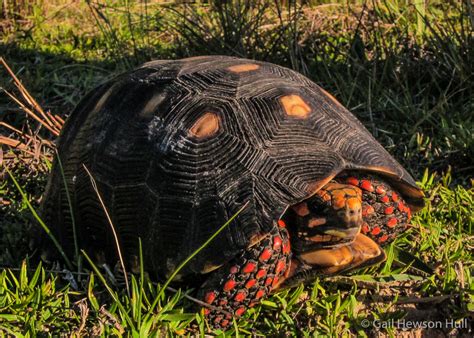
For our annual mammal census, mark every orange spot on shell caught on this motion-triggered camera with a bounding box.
[379,234,389,243]
[280,94,311,118]
[227,63,260,73]
[371,226,381,236]
[278,220,286,228]
[265,277,273,286]
[384,206,394,215]
[380,196,390,203]
[230,266,239,274]
[221,319,229,327]
[256,269,266,279]
[320,87,344,109]
[387,218,398,228]
[271,277,279,288]
[189,112,220,138]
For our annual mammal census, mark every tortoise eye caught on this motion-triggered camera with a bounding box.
[306,196,328,214]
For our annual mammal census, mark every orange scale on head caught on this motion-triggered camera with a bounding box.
[332,195,346,210]
[342,187,360,197]
[347,197,362,210]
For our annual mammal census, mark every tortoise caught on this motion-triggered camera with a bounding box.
[39,56,424,328]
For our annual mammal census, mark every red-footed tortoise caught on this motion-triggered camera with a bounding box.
[40,56,424,328]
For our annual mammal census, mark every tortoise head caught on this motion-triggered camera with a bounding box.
[279,172,424,288]
[286,182,364,252]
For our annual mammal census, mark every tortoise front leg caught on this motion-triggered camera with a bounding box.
[197,221,291,329]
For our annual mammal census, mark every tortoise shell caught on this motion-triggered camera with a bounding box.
[41,56,423,279]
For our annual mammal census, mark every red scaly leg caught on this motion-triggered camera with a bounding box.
[197,221,291,329]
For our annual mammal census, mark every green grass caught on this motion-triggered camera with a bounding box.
[1,0,473,336]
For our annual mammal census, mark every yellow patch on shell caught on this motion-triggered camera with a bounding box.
[189,112,220,138]
[185,56,211,61]
[227,63,260,73]
[280,95,311,118]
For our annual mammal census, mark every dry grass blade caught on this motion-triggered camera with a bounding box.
[82,164,130,298]
[1,88,59,136]
[0,136,32,153]
[0,121,54,148]
[0,57,63,135]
